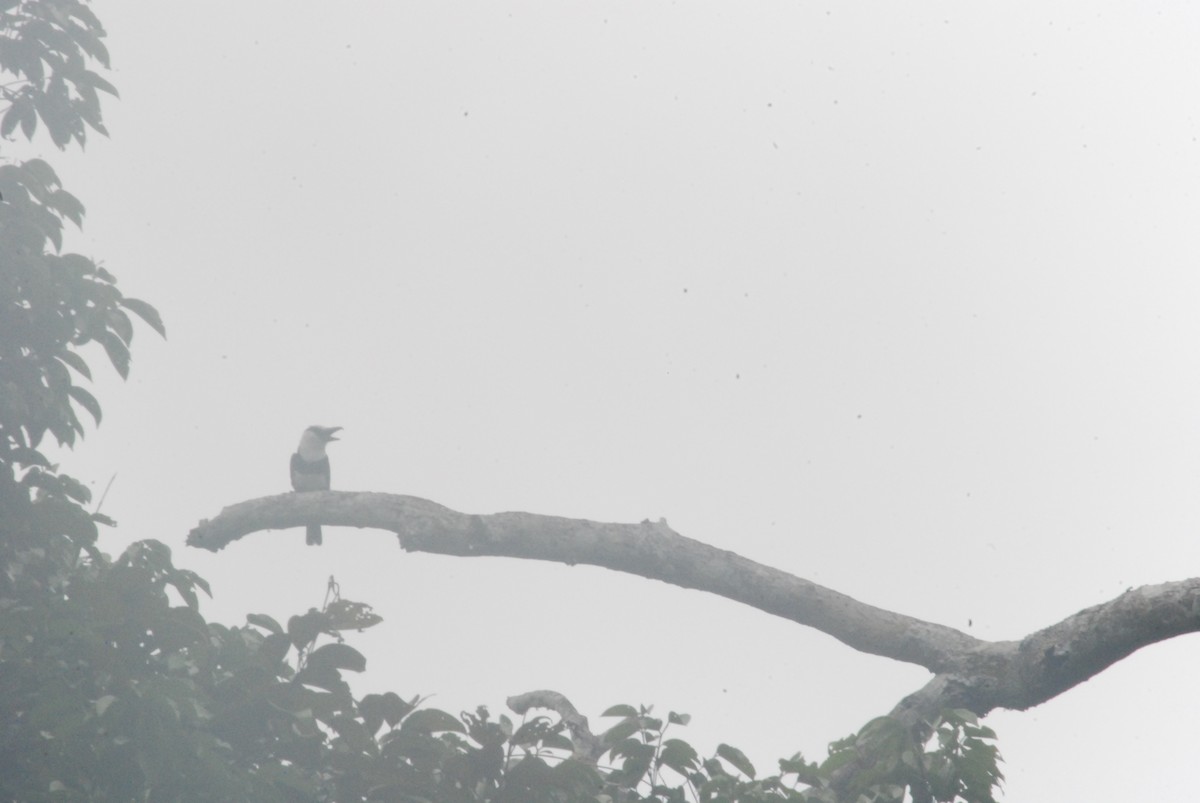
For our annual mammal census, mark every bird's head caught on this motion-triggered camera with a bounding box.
[306,425,342,443]
[297,426,341,459]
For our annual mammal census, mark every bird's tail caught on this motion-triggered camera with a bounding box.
[306,525,323,546]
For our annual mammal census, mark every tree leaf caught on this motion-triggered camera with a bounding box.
[400,708,465,735]
[55,349,92,379]
[716,743,756,779]
[106,308,133,345]
[58,473,91,504]
[259,632,293,668]
[305,642,366,674]
[47,188,85,226]
[121,297,166,337]
[10,446,51,467]
[659,738,700,773]
[287,610,323,649]
[328,715,373,754]
[247,613,284,635]
[86,71,118,98]
[600,718,641,745]
[1,103,19,138]
[360,691,414,729]
[323,599,383,631]
[67,384,101,425]
[96,329,130,378]
[19,97,37,139]
[293,661,348,692]
[20,159,59,190]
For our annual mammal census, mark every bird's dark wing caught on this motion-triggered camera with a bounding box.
[290,452,331,491]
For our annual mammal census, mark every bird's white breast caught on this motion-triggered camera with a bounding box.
[297,431,327,461]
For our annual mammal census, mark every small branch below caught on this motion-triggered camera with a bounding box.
[508,690,603,763]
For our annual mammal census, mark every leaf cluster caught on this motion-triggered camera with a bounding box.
[794,711,1003,803]
[0,0,116,148]
[592,703,1002,803]
[3,539,583,801]
[0,529,1008,803]
[0,157,164,463]
[1,0,162,572]
[0,4,1006,801]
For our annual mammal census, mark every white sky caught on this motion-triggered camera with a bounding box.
[29,2,1200,799]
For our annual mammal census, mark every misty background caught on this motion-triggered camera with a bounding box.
[25,3,1200,799]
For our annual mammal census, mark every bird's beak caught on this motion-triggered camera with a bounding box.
[324,427,342,442]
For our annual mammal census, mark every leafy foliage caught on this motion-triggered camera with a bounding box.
[0,4,1007,801]
[0,0,117,148]
[0,0,163,572]
[0,156,165,457]
[0,555,1007,802]
[804,710,1003,803]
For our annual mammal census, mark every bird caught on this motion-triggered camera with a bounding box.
[290,425,341,545]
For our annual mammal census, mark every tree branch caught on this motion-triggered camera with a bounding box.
[187,491,1200,720]
[507,689,604,764]
[187,491,979,672]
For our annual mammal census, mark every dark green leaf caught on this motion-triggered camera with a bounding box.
[329,715,374,754]
[247,613,284,635]
[305,642,366,674]
[549,757,602,793]
[96,329,130,378]
[106,308,133,345]
[34,498,97,541]
[659,738,700,773]
[259,632,293,668]
[716,743,756,779]
[58,473,91,503]
[19,97,37,139]
[88,71,118,97]
[360,692,410,734]
[541,732,575,752]
[323,599,382,631]
[294,661,346,692]
[56,349,92,379]
[286,610,323,649]
[21,158,59,188]
[121,297,166,337]
[67,384,101,425]
[167,568,211,610]
[47,188,84,226]
[668,711,691,726]
[600,718,642,745]
[11,446,51,467]
[1,103,19,138]
[401,708,465,735]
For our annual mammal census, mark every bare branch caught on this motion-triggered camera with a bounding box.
[187,491,980,672]
[187,492,1200,720]
[507,689,604,763]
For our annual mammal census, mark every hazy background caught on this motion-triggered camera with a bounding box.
[29,2,1200,799]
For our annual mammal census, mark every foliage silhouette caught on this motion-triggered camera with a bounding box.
[0,3,1002,800]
